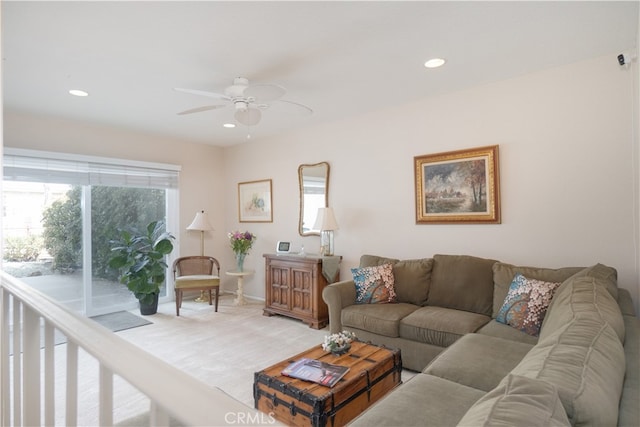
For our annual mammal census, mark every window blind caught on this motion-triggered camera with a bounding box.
[3,149,180,189]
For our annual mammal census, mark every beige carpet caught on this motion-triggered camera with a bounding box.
[58,294,416,426]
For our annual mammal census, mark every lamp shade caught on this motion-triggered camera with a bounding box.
[313,207,339,231]
[187,210,213,231]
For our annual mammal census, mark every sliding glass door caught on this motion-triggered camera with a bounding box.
[2,149,179,316]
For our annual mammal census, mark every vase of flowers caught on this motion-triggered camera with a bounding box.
[322,330,356,356]
[228,230,256,272]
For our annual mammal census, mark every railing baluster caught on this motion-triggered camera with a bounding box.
[44,321,55,426]
[22,305,40,427]
[66,341,78,427]
[99,365,113,426]
[11,298,21,427]
[1,290,11,427]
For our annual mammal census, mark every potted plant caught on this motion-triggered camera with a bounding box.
[108,220,175,315]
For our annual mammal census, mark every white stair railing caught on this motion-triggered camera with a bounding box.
[0,272,272,426]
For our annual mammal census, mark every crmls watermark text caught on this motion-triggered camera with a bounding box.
[224,411,277,425]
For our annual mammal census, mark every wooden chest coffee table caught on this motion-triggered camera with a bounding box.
[254,341,402,427]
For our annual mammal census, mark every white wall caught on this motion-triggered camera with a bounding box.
[224,54,640,313]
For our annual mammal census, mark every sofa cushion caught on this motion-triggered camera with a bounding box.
[393,258,433,306]
[496,273,562,336]
[359,254,400,268]
[399,306,490,348]
[428,254,497,316]
[540,275,625,343]
[457,374,570,427]
[566,263,618,300]
[350,374,486,427]
[341,303,418,338]
[424,333,534,392]
[476,320,539,345]
[492,262,584,318]
[352,264,397,304]
[511,317,625,426]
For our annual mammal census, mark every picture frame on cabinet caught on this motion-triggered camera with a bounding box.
[238,179,273,222]
[414,145,500,224]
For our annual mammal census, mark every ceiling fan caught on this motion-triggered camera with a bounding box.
[174,77,312,127]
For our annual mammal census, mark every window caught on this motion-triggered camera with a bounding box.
[2,148,180,316]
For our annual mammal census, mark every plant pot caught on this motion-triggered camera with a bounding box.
[139,292,159,315]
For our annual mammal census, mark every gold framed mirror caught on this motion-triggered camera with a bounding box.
[298,162,330,236]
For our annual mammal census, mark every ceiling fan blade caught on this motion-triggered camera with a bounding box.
[243,84,286,103]
[174,87,231,101]
[277,99,313,115]
[177,105,227,115]
[235,107,262,126]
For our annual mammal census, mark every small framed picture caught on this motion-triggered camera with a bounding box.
[414,145,500,224]
[238,179,273,222]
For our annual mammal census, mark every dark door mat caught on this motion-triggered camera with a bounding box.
[8,311,152,355]
[90,311,153,332]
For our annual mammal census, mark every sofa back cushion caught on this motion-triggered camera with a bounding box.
[392,259,433,306]
[457,374,570,427]
[540,267,624,343]
[428,254,497,316]
[510,318,625,426]
[492,263,584,318]
[360,255,433,306]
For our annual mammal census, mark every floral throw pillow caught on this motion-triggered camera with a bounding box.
[496,273,562,336]
[352,263,396,304]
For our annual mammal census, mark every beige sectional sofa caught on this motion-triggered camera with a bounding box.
[322,254,639,426]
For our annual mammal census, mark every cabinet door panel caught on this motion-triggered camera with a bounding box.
[291,268,313,315]
[270,266,290,309]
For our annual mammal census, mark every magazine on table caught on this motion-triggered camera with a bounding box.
[281,358,349,387]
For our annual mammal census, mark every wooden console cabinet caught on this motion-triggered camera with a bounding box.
[263,254,340,329]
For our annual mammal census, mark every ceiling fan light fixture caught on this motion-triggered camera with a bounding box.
[69,89,89,97]
[424,58,446,69]
[235,108,261,126]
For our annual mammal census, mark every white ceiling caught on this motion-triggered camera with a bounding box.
[3,1,638,147]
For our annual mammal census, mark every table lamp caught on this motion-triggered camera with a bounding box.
[314,207,339,256]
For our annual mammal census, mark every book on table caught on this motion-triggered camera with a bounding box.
[281,358,349,387]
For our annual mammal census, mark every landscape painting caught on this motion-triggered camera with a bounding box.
[414,145,500,224]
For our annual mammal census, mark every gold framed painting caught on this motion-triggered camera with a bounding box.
[238,179,273,223]
[414,145,500,224]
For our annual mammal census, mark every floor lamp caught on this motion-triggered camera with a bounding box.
[187,210,213,302]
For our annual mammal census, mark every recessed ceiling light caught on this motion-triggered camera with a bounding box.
[424,58,446,69]
[69,89,89,97]
[223,123,236,128]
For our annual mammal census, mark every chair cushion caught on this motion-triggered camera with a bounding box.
[457,374,570,427]
[428,254,497,316]
[399,306,490,348]
[175,275,220,289]
[341,303,419,338]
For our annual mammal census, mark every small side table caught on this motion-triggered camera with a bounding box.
[226,270,255,306]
